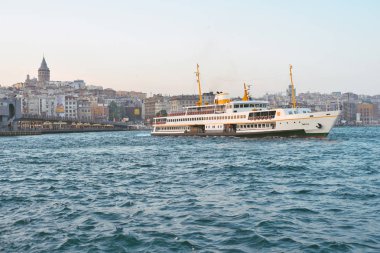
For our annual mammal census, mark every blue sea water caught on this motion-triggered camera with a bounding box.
[0,127,379,252]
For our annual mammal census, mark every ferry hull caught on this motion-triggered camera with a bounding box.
[151,129,329,138]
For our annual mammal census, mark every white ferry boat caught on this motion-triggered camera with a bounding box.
[151,65,340,138]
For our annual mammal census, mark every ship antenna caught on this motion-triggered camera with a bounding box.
[195,64,203,106]
[289,64,297,109]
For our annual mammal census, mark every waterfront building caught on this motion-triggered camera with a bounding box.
[65,96,78,119]
[39,96,56,117]
[203,92,215,105]
[77,99,93,121]
[54,95,65,117]
[116,90,147,100]
[91,103,109,122]
[124,106,142,122]
[143,94,168,120]
[169,95,198,113]
[356,102,376,124]
[169,92,215,113]
[342,102,357,124]
[24,96,40,115]
[0,98,21,130]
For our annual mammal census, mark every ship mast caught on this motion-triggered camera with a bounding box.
[195,64,203,106]
[242,83,250,101]
[289,64,297,109]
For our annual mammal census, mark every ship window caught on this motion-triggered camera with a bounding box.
[234,104,239,108]
[250,104,254,108]
[244,104,249,108]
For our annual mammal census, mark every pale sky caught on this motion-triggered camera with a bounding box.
[0,0,379,97]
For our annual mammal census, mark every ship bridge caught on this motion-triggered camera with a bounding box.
[226,100,269,113]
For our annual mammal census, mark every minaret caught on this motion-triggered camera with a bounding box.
[38,56,50,85]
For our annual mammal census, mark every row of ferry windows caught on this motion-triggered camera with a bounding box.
[233,103,266,109]
[238,123,273,129]
[167,115,246,122]
[158,126,190,131]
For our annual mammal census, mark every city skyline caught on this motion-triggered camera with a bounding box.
[1,0,380,96]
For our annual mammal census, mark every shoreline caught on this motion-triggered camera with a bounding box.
[0,128,130,137]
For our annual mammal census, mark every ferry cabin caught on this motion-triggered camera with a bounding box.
[151,99,337,137]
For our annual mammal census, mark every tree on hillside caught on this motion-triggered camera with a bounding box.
[109,101,122,121]
[156,110,167,117]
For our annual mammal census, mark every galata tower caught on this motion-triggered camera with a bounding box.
[38,56,50,84]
